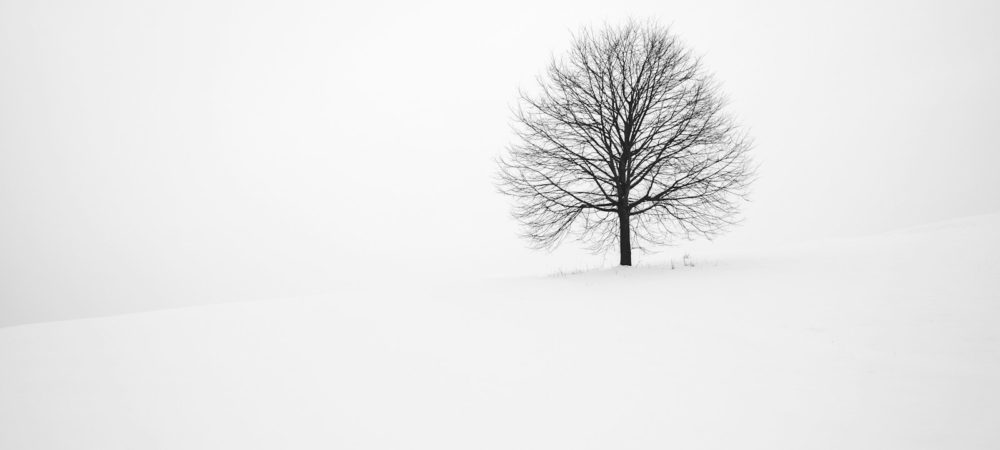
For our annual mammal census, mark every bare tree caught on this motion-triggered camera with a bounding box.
[498,20,755,266]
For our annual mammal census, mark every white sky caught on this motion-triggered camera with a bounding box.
[2,0,999,325]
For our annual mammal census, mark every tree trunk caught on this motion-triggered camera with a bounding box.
[618,210,632,266]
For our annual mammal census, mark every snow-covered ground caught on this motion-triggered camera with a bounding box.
[2,214,999,450]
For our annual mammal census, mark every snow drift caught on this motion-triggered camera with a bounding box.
[2,214,999,449]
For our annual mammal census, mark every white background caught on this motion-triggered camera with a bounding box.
[2,0,999,325]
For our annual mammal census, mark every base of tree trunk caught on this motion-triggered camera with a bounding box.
[619,211,632,266]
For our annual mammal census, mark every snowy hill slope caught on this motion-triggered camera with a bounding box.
[2,214,999,449]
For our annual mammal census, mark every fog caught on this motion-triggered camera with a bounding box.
[2,0,998,326]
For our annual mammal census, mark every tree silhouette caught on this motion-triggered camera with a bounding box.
[498,20,755,266]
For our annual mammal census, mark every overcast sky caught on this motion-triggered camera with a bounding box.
[2,0,999,325]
